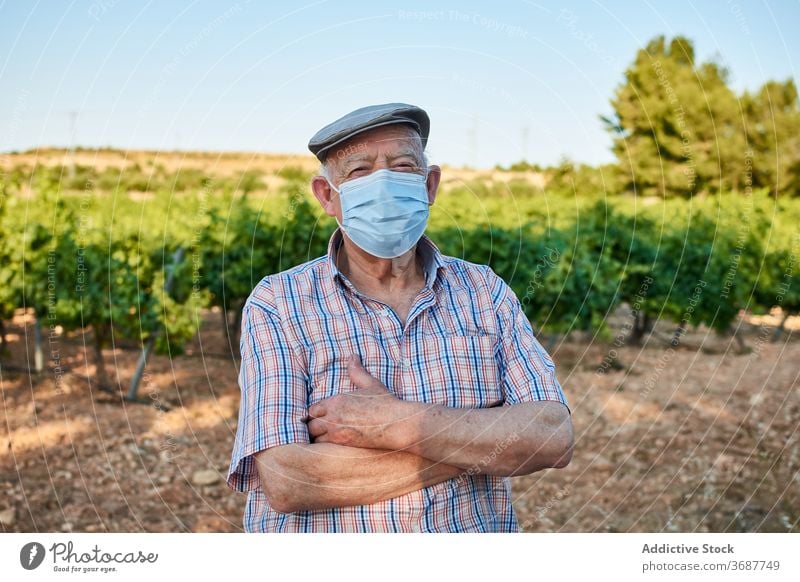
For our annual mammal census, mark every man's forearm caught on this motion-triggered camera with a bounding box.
[305,358,574,477]
[254,443,463,513]
[386,400,573,476]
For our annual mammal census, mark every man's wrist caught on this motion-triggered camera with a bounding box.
[383,399,436,452]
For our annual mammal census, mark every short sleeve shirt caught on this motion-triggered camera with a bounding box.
[227,228,569,532]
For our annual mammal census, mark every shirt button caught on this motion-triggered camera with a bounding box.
[401,358,412,369]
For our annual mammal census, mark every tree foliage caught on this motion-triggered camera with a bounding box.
[605,35,800,197]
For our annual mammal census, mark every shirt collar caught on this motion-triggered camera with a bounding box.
[326,227,445,288]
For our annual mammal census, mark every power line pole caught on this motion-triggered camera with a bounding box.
[67,110,78,179]
[467,115,478,168]
[521,126,529,161]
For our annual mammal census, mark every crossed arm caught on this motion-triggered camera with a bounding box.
[254,356,573,514]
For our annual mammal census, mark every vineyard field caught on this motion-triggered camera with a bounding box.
[1,148,798,532]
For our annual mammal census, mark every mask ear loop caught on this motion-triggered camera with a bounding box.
[421,165,433,204]
[327,178,344,229]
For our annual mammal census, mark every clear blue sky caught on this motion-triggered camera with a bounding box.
[1,0,797,168]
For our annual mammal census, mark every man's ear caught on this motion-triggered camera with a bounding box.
[425,165,442,205]
[311,175,338,218]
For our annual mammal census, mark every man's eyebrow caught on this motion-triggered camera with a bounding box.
[387,148,422,163]
[341,153,372,167]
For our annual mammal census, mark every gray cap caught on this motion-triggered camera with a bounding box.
[308,102,430,162]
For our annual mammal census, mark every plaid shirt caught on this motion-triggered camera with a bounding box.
[227,228,569,532]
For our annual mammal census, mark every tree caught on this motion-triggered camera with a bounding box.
[604,36,746,197]
[742,79,800,196]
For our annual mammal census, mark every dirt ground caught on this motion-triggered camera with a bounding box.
[1,307,798,533]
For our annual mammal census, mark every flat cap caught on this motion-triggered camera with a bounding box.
[308,103,430,162]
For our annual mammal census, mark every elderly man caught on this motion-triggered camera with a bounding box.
[227,103,573,532]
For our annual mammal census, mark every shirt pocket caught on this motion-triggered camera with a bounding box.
[305,331,388,406]
[416,333,504,409]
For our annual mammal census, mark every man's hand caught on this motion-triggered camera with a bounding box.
[305,354,572,476]
[305,355,417,448]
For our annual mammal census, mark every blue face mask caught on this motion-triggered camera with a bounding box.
[331,168,430,259]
